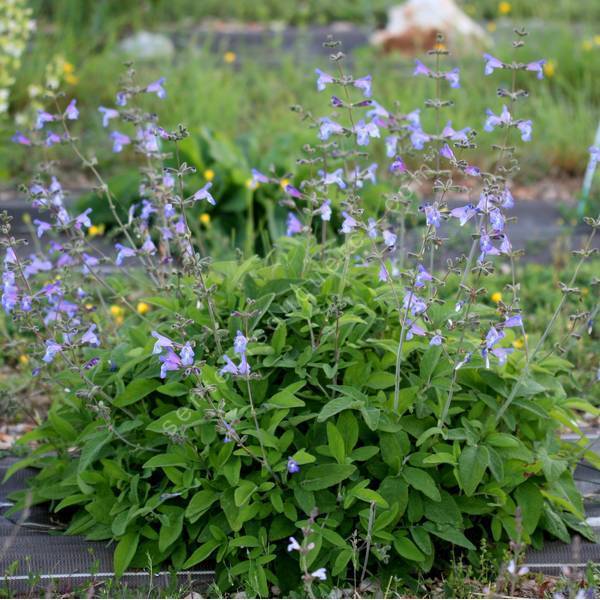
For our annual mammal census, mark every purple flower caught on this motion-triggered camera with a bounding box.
[110,131,131,153]
[81,253,99,274]
[312,568,327,581]
[159,350,183,378]
[517,120,532,142]
[383,230,397,247]
[23,255,52,278]
[43,340,62,363]
[390,156,407,174]
[64,99,79,120]
[420,203,442,229]
[430,334,443,346]
[492,347,513,365]
[415,264,433,288]
[484,105,511,132]
[403,291,427,315]
[74,208,93,230]
[180,342,195,366]
[285,184,303,199]
[442,121,470,143]
[483,53,503,75]
[410,128,430,150]
[385,136,398,158]
[440,143,455,161]
[331,95,344,107]
[141,236,156,255]
[354,75,372,98]
[146,77,166,99]
[99,106,119,127]
[499,233,512,254]
[501,188,514,209]
[152,331,174,354]
[251,168,269,185]
[115,243,136,266]
[444,68,460,88]
[367,218,378,239]
[33,219,52,238]
[455,352,472,370]
[525,59,546,80]
[81,324,99,346]
[219,353,250,377]
[286,213,303,236]
[1,271,19,313]
[504,314,523,328]
[234,331,248,355]
[341,212,357,234]
[366,101,390,120]
[450,203,478,226]
[35,110,55,129]
[406,319,426,340]
[320,168,346,189]
[589,146,600,163]
[193,182,216,205]
[354,120,380,146]
[287,537,301,552]
[317,200,331,222]
[11,131,31,145]
[378,264,390,282]
[478,230,500,262]
[45,132,62,147]
[136,126,159,153]
[287,457,300,474]
[315,68,334,91]
[465,165,481,177]
[116,91,128,107]
[413,59,430,76]
[318,117,344,141]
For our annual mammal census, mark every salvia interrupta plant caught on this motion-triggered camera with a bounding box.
[2,29,599,594]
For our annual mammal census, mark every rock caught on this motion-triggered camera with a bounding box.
[371,0,490,54]
[119,31,175,61]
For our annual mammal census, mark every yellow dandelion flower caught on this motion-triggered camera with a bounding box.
[137,301,150,315]
[487,21,497,32]
[199,213,211,226]
[280,178,290,190]
[513,338,524,349]
[110,305,124,318]
[88,224,105,237]
[63,61,75,75]
[224,51,237,64]
[543,60,556,78]
[18,354,29,365]
[203,168,215,181]
[498,2,511,15]
[434,42,447,52]
[491,292,503,303]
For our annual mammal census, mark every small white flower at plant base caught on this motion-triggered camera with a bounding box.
[311,568,327,581]
[506,559,529,577]
[287,537,301,552]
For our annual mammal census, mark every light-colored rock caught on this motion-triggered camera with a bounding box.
[371,0,490,54]
[119,31,175,61]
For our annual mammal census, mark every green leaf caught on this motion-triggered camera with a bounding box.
[332,549,353,577]
[146,409,204,433]
[114,532,139,578]
[113,379,160,407]
[366,371,396,390]
[458,446,489,496]
[317,397,362,422]
[393,536,425,562]
[352,488,389,508]
[301,464,356,491]
[486,432,520,448]
[423,523,476,550]
[538,448,568,481]
[420,345,442,381]
[182,538,221,568]
[234,480,257,507]
[143,453,187,469]
[156,382,189,397]
[402,467,441,502]
[185,490,218,522]
[159,510,184,552]
[360,406,381,431]
[267,381,306,407]
[327,422,346,464]
[514,482,543,534]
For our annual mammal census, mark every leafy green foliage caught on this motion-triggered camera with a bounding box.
[11,239,594,591]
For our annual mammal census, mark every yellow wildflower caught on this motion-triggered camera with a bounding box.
[513,338,524,349]
[224,51,237,64]
[110,305,124,318]
[199,213,211,226]
[137,301,150,315]
[498,2,511,15]
[203,169,215,181]
[491,292,503,304]
[115,315,124,326]
[88,224,105,237]
[280,178,290,190]
[18,354,29,365]
[543,60,556,78]
[582,287,589,296]
[63,61,75,75]
[84,303,94,311]
[487,22,497,33]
